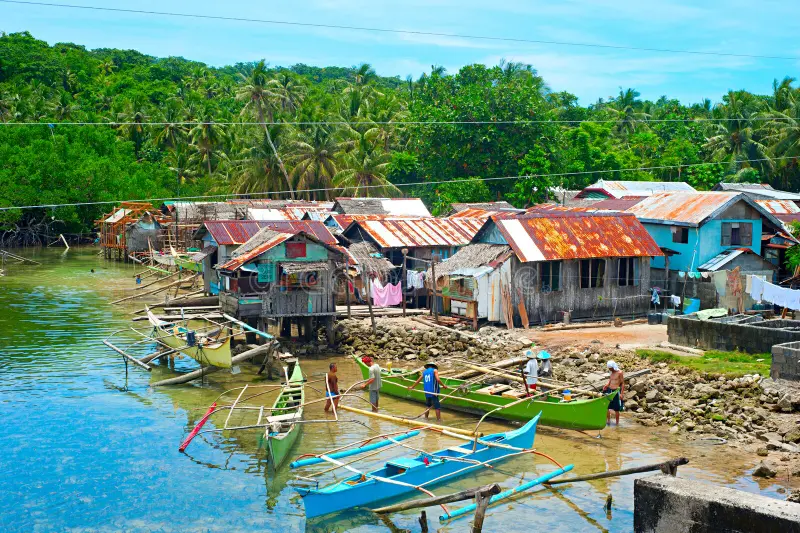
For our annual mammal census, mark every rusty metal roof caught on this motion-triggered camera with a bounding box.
[755,199,800,214]
[217,230,294,271]
[577,180,695,199]
[626,192,745,226]
[448,207,524,219]
[492,212,663,262]
[345,218,484,248]
[529,198,644,213]
[199,220,337,245]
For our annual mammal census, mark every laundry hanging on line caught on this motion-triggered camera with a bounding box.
[747,276,800,310]
[372,280,402,307]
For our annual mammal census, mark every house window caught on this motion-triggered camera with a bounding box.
[286,241,307,258]
[721,222,752,246]
[540,261,561,292]
[618,257,640,287]
[671,227,689,244]
[580,259,605,288]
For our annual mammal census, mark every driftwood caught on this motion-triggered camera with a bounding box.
[373,483,501,514]
[545,457,688,486]
[150,344,271,387]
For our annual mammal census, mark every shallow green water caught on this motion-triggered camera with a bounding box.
[0,248,790,532]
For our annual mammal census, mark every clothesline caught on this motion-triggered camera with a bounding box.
[749,275,800,310]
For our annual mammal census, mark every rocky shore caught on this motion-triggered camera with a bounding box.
[336,316,800,483]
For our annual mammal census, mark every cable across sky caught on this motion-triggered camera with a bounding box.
[1,0,798,61]
[0,156,788,212]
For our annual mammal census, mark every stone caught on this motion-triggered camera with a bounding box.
[645,390,662,402]
[788,490,800,504]
[756,447,769,457]
[683,420,696,431]
[404,354,417,361]
[784,430,800,444]
[692,384,719,398]
[626,400,640,411]
[669,425,679,434]
[777,394,794,412]
[752,462,777,478]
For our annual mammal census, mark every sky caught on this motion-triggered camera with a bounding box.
[1,0,799,104]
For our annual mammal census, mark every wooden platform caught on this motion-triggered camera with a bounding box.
[337,305,428,318]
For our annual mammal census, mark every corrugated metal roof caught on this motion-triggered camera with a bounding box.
[329,213,423,230]
[626,192,742,226]
[529,197,644,213]
[577,180,695,199]
[103,208,131,223]
[247,208,291,220]
[200,220,337,245]
[333,197,432,217]
[755,199,800,214]
[218,230,294,271]
[449,201,516,214]
[448,208,523,219]
[348,218,484,248]
[493,212,663,262]
[698,248,776,272]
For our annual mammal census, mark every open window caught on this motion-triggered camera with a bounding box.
[671,226,689,244]
[540,261,562,292]
[618,257,640,287]
[580,259,605,288]
[721,222,752,246]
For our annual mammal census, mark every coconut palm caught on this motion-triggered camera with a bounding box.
[704,91,772,176]
[334,136,398,197]
[232,126,292,195]
[290,124,351,199]
[608,87,650,136]
[116,96,150,158]
[189,105,229,177]
[52,91,78,121]
[236,60,294,197]
[153,102,187,149]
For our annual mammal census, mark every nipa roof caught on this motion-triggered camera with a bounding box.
[345,218,484,248]
[426,243,512,278]
[217,229,294,272]
[491,212,663,262]
[347,241,395,275]
[198,220,337,246]
[333,197,431,217]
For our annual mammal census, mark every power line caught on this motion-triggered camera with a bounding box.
[1,0,797,61]
[0,156,790,212]
[0,116,786,127]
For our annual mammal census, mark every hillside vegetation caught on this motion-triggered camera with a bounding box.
[2,31,800,238]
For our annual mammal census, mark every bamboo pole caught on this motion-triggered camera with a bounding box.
[338,405,482,437]
[373,484,501,514]
[103,340,152,371]
[446,356,529,380]
[545,457,688,485]
[110,274,199,304]
[136,269,181,290]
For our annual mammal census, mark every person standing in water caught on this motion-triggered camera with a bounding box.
[361,356,382,412]
[323,363,340,413]
[603,360,625,426]
[408,362,449,421]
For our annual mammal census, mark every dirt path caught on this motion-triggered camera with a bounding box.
[521,323,668,350]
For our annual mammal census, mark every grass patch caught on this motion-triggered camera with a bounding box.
[635,349,770,378]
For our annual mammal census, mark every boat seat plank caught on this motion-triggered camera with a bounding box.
[267,413,301,423]
[475,384,512,395]
[501,390,528,399]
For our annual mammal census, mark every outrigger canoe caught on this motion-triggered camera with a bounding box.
[147,309,235,368]
[297,413,540,518]
[352,355,615,430]
[264,358,304,467]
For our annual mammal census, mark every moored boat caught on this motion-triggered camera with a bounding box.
[263,358,304,467]
[147,309,235,368]
[296,413,540,518]
[352,355,614,430]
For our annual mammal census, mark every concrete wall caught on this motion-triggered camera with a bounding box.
[634,474,800,533]
[772,341,800,381]
[668,315,800,354]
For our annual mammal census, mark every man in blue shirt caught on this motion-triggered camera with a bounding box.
[407,362,449,421]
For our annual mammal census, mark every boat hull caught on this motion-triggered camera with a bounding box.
[149,318,233,368]
[266,361,304,467]
[174,257,203,272]
[352,355,613,430]
[298,414,539,518]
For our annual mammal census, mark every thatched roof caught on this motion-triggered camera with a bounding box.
[348,241,395,275]
[426,243,511,279]
[231,227,287,258]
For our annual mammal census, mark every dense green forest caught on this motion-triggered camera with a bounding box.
[2,31,800,239]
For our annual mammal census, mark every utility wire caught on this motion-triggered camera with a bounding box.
[0,156,790,212]
[0,117,787,126]
[1,0,797,61]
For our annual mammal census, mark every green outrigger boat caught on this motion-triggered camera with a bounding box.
[352,355,615,430]
[263,358,304,467]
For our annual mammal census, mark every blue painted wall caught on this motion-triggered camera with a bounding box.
[643,218,762,272]
[476,222,508,245]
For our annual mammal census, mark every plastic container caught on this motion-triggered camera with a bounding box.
[562,389,572,402]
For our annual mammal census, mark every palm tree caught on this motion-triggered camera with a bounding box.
[98,59,115,77]
[189,105,229,177]
[352,63,377,86]
[232,126,292,194]
[153,103,187,149]
[116,96,150,158]
[52,91,78,121]
[236,60,294,198]
[772,76,796,113]
[704,91,772,177]
[334,135,398,197]
[609,87,650,136]
[290,124,350,198]
[272,72,307,114]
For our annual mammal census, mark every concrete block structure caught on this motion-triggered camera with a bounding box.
[634,475,800,532]
[772,341,800,381]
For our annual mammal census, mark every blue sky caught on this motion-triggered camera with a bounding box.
[2,0,799,104]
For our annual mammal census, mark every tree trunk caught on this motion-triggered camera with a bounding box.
[259,106,295,199]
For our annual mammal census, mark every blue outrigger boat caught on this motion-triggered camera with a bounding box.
[296,414,541,518]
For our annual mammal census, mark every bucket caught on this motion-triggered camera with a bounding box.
[563,389,572,402]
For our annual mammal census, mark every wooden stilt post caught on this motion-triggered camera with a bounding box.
[431,253,439,325]
[345,269,352,319]
[419,510,429,533]
[365,273,377,335]
[401,248,408,318]
[471,487,492,533]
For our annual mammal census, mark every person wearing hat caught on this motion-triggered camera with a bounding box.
[407,361,449,421]
[522,349,539,391]
[537,351,552,378]
[361,356,382,412]
[603,360,624,425]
